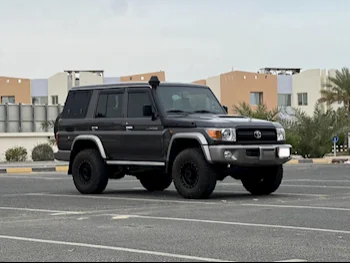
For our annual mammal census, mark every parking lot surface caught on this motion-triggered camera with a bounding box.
[0,164,350,262]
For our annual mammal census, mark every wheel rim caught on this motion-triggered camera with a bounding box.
[78,162,92,185]
[180,161,199,189]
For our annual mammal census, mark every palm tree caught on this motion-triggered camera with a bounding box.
[232,102,280,121]
[318,67,350,113]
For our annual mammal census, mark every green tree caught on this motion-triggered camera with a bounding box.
[232,102,280,121]
[318,67,350,113]
[282,104,349,158]
[232,102,350,158]
[41,120,56,146]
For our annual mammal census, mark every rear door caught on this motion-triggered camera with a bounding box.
[88,88,125,160]
[58,90,93,151]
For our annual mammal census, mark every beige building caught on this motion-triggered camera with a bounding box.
[48,70,104,105]
[0,76,31,104]
[192,79,207,85]
[292,69,339,116]
[206,76,221,102]
[220,71,278,114]
[193,71,278,114]
[120,71,166,82]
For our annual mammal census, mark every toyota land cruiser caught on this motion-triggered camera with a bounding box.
[54,76,292,199]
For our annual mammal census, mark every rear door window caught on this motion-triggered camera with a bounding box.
[61,90,92,119]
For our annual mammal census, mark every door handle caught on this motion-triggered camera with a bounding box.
[91,126,99,131]
[126,126,133,131]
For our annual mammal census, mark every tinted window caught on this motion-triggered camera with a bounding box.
[128,92,152,118]
[62,91,92,119]
[95,93,123,118]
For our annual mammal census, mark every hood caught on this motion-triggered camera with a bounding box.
[164,113,281,129]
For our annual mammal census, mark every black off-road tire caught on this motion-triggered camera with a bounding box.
[241,165,283,196]
[172,148,218,199]
[139,173,173,192]
[72,149,109,195]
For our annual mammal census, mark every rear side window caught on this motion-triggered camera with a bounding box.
[95,92,123,118]
[61,90,92,119]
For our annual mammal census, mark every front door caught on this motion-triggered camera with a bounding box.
[121,88,165,163]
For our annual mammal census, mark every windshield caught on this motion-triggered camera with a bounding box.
[157,86,226,115]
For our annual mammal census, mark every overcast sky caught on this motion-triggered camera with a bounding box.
[0,0,349,82]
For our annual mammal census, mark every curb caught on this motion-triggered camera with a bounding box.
[0,166,69,174]
[287,158,349,165]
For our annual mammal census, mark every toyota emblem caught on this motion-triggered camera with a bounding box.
[254,130,262,139]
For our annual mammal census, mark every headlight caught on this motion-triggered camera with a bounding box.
[206,128,236,142]
[276,128,286,141]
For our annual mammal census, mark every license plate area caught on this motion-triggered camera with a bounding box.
[259,148,276,161]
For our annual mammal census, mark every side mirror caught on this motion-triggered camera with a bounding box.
[143,105,153,117]
[223,106,228,113]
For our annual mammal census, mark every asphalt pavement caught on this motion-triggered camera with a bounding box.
[0,164,350,262]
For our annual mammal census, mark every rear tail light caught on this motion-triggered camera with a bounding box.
[55,134,59,145]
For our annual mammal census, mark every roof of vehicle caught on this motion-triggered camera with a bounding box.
[70,81,209,91]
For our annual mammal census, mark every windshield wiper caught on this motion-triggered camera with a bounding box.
[166,110,191,114]
[192,110,216,114]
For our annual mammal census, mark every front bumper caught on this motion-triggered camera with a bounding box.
[207,144,292,166]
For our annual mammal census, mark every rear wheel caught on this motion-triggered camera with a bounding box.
[139,173,173,192]
[72,149,109,194]
[172,148,217,199]
[241,165,283,196]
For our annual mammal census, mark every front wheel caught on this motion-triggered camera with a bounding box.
[172,148,217,199]
[139,173,173,192]
[241,165,283,196]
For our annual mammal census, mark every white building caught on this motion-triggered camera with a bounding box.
[292,69,339,116]
[48,70,104,105]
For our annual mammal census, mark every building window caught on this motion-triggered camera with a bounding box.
[250,92,263,106]
[1,96,15,104]
[32,96,49,105]
[51,95,59,105]
[278,94,292,107]
[297,93,308,106]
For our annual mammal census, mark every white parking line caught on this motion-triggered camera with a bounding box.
[215,190,328,197]
[282,184,350,189]
[115,214,350,235]
[1,192,52,197]
[275,260,307,262]
[0,235,233,262]
[24,193,218,205]
[0,176,64,180]
[284,179,350,183]
[0,207,84,215]
[221,183,350,189]
[241,204,350,212]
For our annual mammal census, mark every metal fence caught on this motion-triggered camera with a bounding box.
[0,104,63,133]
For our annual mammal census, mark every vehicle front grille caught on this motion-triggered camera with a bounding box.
[236,128,277,143]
